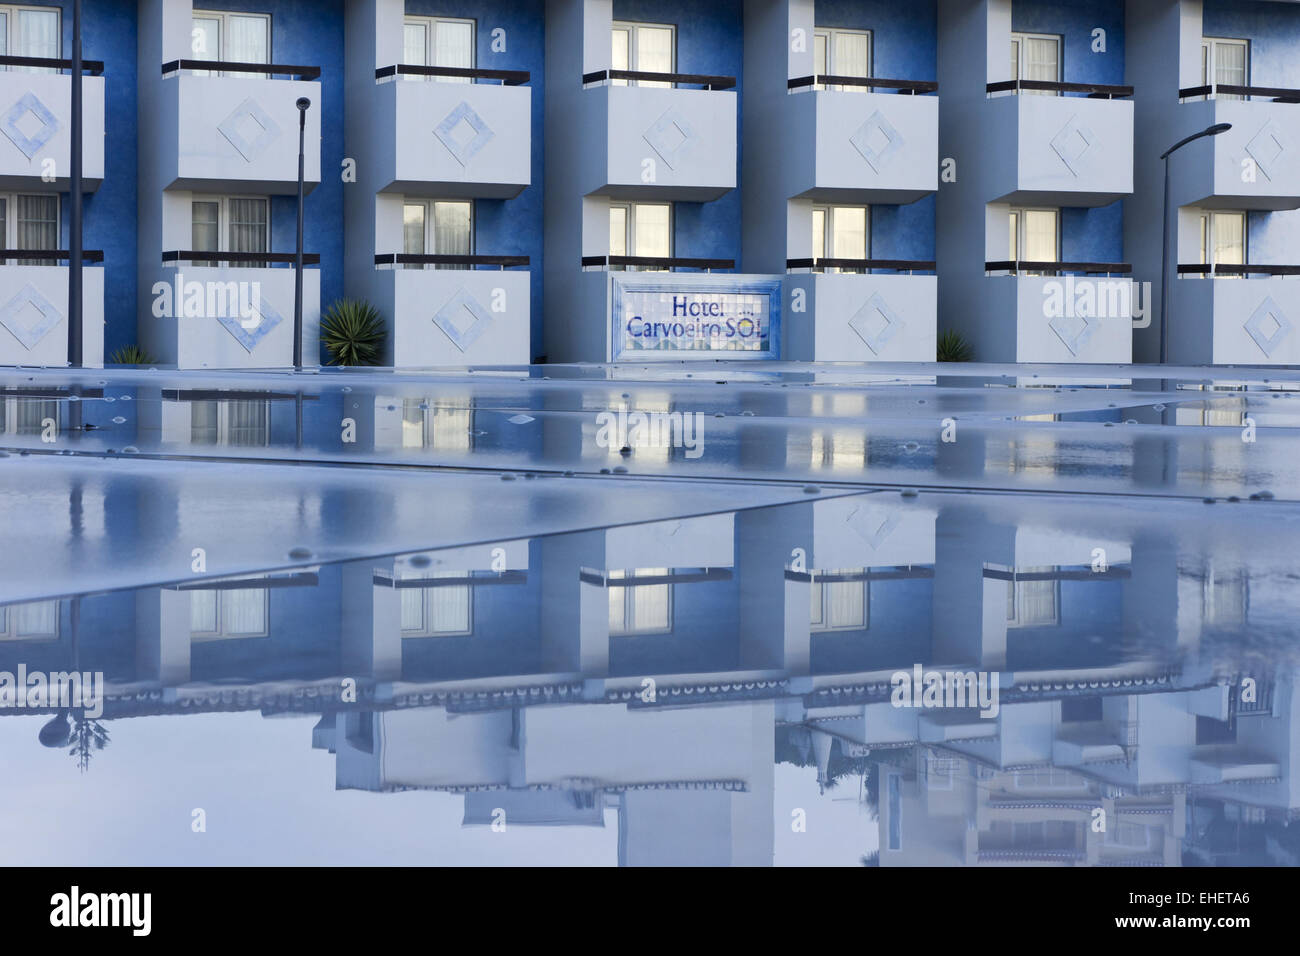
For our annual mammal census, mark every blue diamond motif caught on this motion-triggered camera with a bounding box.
[1049,312,1100,356]
[1244,296,1292,358]
[849,293,905,354]
[217,98,281,163]
[434,102,494,166]
[643,108,695,170]
[215,294,283,352]
[432,288,492,352]
[0,92,60,160]
[0,282,63,350]
[850,111,904,173]
[1050,114,1096,176]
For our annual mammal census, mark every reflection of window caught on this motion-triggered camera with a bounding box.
[1010,32,1061,93]
[610,202,671,268]
[925,755,957,790]
[402,398,473,451]
[191,196,269,263]
[813,27,871,89]
[1014,766,1080,790]
[1198,210,1245,272]
[0,599,58,639]
[1201,37,1248,98]
[608,568,672,635]
[810,570,868,631]
[190,400,271,446]
[887,773,902,850]
[190,587,269,639]
[400,571,472,636]
[611,21,674,87]
[1007,567,1059,627]
[403,200,473,269]
[1204,566,1247,627]
[1105,822,1153,848]
[404,15,474,80]
[191,10,270,77]
[1009,208,1059,270]
[812,205,868,270]
[0,5,61,72]
[2,397,57,435]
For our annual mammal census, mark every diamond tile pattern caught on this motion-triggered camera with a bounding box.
[850,110,904,173]
[0,282,63,350]
[434,101,494,166]
[217,97,282,163]
[433,288,493,352]
[0,92,59,160]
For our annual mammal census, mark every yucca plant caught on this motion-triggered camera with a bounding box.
[936,329,973,363]
[108,344,157,365]
[321,299,386,366]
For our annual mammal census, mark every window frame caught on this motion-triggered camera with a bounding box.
[812,203,870,271]
[611,20,676,87]
[1201,36,1249,98]
[0,4,61,71]
[190,9,272,76]
[190,399,272,447]
[402,14,476,77]
[1009,206,1060,274]
[809,569,869,632]
[402,198,475,270]
[610,201,673,269]
[398,571,474,638]
[0,599,59,640]
[1006,566,1061,628]
[1010,31,1062,95]
[0,192,59,263]
[608,568,674,637]
[813,26,873,90]
[1197,209,1247,272]
[189,584,270,640]
[190,194,271,264]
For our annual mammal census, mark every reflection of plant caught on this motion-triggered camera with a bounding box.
[109,344,157,365]
[69,715,110,772]
[321,299,386,366]
[937,329,973,362]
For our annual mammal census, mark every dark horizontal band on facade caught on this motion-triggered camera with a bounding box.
[582,68,735,90]
[986,79,1133,98]
[1178,83,1300,102]
[162,251,321,265]
[375,253,529,267]
[787,76,937,94]
[787,258,936,272]
[375,64,529,85]
[0,54,103,74]
[161,59,320,80]
[0,250,103,263]
[985,260,1133,275]
[1178,263,1300,276]
[582,255,735,270]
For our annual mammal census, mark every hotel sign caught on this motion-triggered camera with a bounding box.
[611,275,781,360]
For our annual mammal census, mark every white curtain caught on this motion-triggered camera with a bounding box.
[190,591,218,633]
[227,198,268,254]
[1213,212,1245,265]
[16,195,56,251]
[433,201,471,270]
[632,203,670,258]
[222,589,266,635]
[13,600,57,637]
[824,578,866,628]
[403,23,427,67]
[833,32,870,78]
[831,206,867,260]
[434,20,472,83]
[192,201,219,254]
[609,205,627,256]
[227,15,268,64]
[18,9,59,73]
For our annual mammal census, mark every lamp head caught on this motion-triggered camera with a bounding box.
[1205,122,1232,136]
[296,97,311,111]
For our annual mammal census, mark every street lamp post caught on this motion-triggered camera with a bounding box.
[1159,122,1232,365]
[293,97,311,371]
[68,0,82,370]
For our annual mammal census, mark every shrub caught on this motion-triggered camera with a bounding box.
[937,329,973,362]
[108,344,157,365]
[320,299,387,366]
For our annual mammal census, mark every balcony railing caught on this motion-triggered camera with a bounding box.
[1179,84,1300,103]
[581,69,735,91]
[375,253,529,270]
[375,64,529,85]
[787,257,935,274]
[986,260,1132,276]
[0,54,103,74]
[986,79,1132,99]
[0,249,103,263]
[1178,263,1300,277]
[581,254,734,272]
[162,251,321,267]
[162,59,320,80]
[788,75,936,95]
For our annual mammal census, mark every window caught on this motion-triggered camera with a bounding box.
[191,11,270,77]
[0,599,58,639]
[1198,210,1246,272]
[610,201,671,269]
[190,586,269,639]
[191,196,269,265]
[1009,207,1059,273]
[812,205,868,271]
[1204,566,1247,626]
[404,15,474,81]
[403,200,473,270]
[813,27,871,91]
[1010,32,1061,94]
[0,5,60,72]
[1007,567,1060,627]
[399,571,472,636]
[810,569,868,631]
[1105,822,1154,849]
[0,193,57,265]
[612,21,674,88]
[924,754,957,790]
[190,400,270,446]
[608,568,672,635]
[402,398,472,451]
[1201,37,1248,99]
[0,396,56,434]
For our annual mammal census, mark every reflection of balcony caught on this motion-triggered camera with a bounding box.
[785,258,936,361]
[1175,87,1300,209]
[160,60,321,192]
[581,71,736,201]
[1172,264,1300,364]
[785,77,938,204]
[375,254,530,367]
[0,251,104,368]
[147,252,320,369]
[984,82,1134,205]
[0,56,105,190]
[373,66,531,199]
[983,262,1135,363]
[1189,746,1282,785]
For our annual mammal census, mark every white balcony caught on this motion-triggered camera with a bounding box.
[783,271,936,361]
[583,80,736,201]
[785,84,938,204]
[984,273,1134,363]
[142,265,319,370]
[0,68,104,190]
[161,70,321,193]
[380,265,529,367]
[0,261,103,367]
[1174,97,1300,210]
[985,90,1134,205]
[1171,274,1300,365]
[375,72,531,199]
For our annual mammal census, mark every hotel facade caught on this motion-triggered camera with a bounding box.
[0,0,1296,369]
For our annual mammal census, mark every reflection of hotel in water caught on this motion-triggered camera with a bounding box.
[4,390,1299,866]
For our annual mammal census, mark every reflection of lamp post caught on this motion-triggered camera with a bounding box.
[1159,123,1232,364]
[293,97,311,370]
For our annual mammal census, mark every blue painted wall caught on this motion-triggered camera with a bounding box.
[811,577,935,674]
[1062,202,1123,264]
[1012,0,1125,86]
